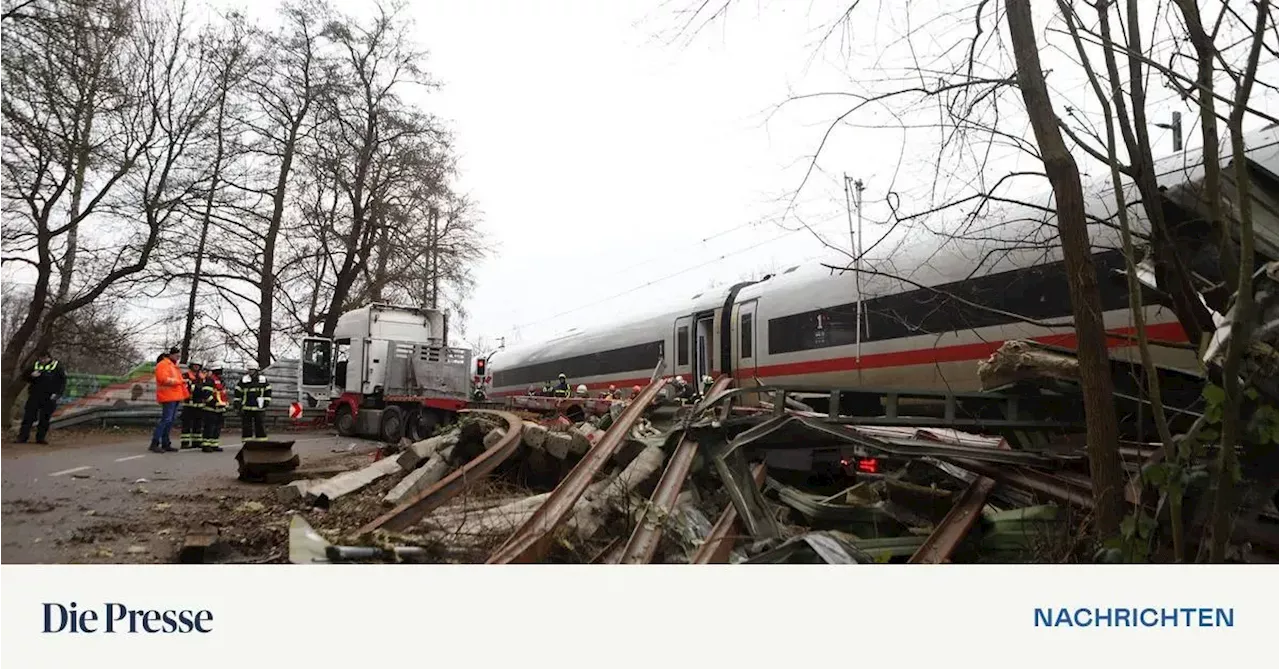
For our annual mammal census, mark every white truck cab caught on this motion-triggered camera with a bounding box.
[298,303,471,442]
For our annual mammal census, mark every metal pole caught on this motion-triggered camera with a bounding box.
[1171,111,1182,152]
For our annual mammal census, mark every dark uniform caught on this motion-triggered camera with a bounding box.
[179,366,205,449]
[18,355,66,444]
[235,369,271,442]
[552,374,571,398]
[199,369,228,452]
[675,381,695,404]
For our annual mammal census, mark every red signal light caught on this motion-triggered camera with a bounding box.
[856,458,879,474]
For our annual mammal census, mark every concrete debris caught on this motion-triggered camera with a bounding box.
[238,371,1269,566]
[307,457,402,507]
[398,433,459,471]
[382,444,456,506]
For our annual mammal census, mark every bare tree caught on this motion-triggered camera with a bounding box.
[1005,0,1124,537]
[1,0,217,424]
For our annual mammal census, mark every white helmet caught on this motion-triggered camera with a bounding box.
[576,384,588,394]
[702,375,713,384]
[675,375,686,385]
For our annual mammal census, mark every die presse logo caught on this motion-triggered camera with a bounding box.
[43,602,213,634]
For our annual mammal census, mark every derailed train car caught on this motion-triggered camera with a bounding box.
[489,127,1279,406]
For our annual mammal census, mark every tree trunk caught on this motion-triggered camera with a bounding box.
[1210,0,1268,563]
[1004,0,1124,538]
[256,124,302,368]
[182,86,229,363]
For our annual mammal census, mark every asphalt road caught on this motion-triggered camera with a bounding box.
[1,430,381,563]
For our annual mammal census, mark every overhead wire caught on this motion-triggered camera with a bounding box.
[503,215,856,337]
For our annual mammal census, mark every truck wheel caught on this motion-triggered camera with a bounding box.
[380,406,405,443]
[334,405,356,437]
[406,408,439,442]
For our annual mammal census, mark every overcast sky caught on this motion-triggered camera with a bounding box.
[340,0,1277,354]
[8,0,1277,361]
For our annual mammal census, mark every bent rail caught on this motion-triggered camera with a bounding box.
[486,378,669,564]
[690,463,767,564]
[352,409,524,537]
[617,375,735,564]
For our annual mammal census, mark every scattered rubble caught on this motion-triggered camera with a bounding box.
[81,347,1266,566]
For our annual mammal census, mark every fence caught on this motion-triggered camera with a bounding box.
[11,359,328,430]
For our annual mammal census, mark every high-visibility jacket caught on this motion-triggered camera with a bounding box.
[182,371,205,407]
[235,373,272,412]
[552,380,570,397]
[155,358,189,404]
[28,359,67,397]
[200,375,228,412]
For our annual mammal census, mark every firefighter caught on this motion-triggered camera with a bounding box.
[672,375,695,403]
[552,373,571,398]
[235,365,272,443]
[200,363,228,453]
[696,375,715,402]
[631,385,642,399]
[16,349,66,444]
[540,381,553,396]
[179,362,205,449]
[527,385,539,396]
[575,384,589,398]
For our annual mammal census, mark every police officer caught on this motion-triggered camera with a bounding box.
[552,373,571,398]
[180,362,205,449]
[17,350,66,444]
[235,365,272,442]
[200,363,228,453]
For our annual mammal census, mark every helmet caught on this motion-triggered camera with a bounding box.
[209,361,226,372]
[576,384,588,394]
[608,385,616,391]
[558,373,567,380]
[674,375,685,385]
[632,385,641,395]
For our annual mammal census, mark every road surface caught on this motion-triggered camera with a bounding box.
[2,430,382,564]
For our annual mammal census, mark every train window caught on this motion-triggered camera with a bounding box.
[740,313,753,358]
[677,327,689,366]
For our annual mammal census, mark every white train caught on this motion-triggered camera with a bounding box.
[490,127,1279,400]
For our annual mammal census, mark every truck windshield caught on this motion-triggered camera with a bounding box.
[301,339,332,386]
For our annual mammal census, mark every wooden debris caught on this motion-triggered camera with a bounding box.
[978,340,1080,389]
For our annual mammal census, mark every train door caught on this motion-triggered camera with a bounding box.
[695,313,714,383]
[672,315,693,382]
[736,299,758,379]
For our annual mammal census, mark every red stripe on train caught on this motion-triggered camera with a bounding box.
[489,321,1189,396]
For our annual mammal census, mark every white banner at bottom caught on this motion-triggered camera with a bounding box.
[1,565,1276,668]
